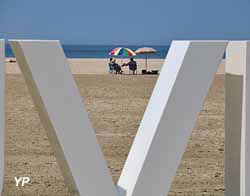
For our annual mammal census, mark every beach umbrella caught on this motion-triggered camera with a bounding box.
[109,47,136,57]
[135,47,157,71]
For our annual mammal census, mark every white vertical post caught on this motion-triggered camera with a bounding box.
[225,41,246,196]
[10,40,117,196]
[241,41,250,196]
[118,41,228,196]
[0,40,5,195]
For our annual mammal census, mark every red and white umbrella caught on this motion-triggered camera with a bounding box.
[135,47,157,71]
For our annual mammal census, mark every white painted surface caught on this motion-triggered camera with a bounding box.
[118,41,228,196]
[0,40,5,195]
[240,41,250,196]
[225,41,246,196]
[225,42,246,75]
[10,40,117,196]
[226,41,250,196]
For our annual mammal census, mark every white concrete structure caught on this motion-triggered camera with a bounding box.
[0,40,5,195]
[9,40,230,196]
[242,41,250,196]
[225,41,246,196]
[225,41,250,196]
[10,40,117,196]
[117,41,228,196]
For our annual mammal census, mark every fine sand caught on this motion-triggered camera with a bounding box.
[5,58,226,75]
[3,72,225,196]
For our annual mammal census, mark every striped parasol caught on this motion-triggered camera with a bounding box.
[109,47,136,57]
[135,47,157,71]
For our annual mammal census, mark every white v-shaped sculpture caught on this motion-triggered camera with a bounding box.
[10,40,227,196]
[10,40,117,196]
[118,41,228,196]
[0,40,5,195]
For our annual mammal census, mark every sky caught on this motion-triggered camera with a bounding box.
[0,0,250,45]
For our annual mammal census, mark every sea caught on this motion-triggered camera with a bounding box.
[5,44,169,59]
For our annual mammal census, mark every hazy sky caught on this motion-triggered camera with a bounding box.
[0,0,250,45]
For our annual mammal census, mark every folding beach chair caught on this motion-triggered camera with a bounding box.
[108,63,115,73]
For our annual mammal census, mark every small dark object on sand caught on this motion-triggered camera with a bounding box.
[9,59,16,63]
[142,69,159,75]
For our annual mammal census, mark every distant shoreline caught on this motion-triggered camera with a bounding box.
[4,58,225,75]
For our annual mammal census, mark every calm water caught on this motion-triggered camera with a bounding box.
[5,44,169,59]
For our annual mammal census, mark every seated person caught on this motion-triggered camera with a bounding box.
[126,58,137,74]
[112,58,123,74]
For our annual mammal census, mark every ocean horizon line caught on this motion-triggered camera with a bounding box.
[5,44,170,59]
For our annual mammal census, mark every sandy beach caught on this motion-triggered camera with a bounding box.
[5,58,226,75]
[3,62,225,195]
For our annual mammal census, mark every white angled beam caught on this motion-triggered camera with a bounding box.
[225,41,246,196]
[0,39,5,195]
[118,41,228,196]
[10,40,117,196]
